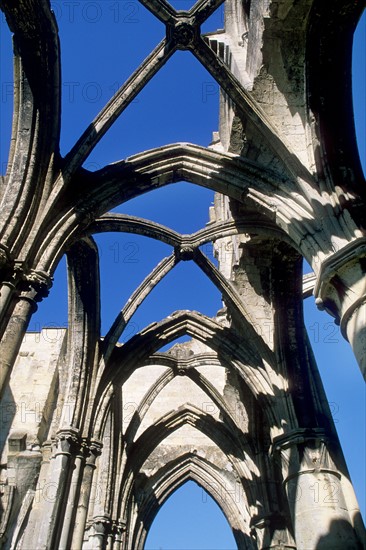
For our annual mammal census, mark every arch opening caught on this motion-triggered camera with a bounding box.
[144,480,238,550]
[84,51,219,167]
[55,0,164,157]
[113,181,215,234]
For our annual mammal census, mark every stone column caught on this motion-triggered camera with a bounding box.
[273,429,363,549]
[0,281,15,328]
[58,440,86,549]
[0,269,51,399]
[314,238,366,380]
[32,428,80,549]
[70,440,103,549]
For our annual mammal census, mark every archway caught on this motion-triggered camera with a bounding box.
[144,480,238,550]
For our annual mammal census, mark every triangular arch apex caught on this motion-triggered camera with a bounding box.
[95,310,275,423]
[108,309,267,378]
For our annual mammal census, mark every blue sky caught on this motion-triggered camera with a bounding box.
[0,4,365,549]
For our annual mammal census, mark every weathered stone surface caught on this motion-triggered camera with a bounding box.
[0,0,365,548]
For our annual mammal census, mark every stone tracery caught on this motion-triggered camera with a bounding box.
[0,0,365,548]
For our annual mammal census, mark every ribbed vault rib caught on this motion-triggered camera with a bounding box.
[192,38,314,185]
[98,237,271,365]
[141,351,219,367]
[138,0,176,24]
[190,0,225,25]
[0,0,61,253]
[91,214,181,247]
[123,368,175,445]
[91,310,280,438]
[91,213,291,249]
[193,249,274,363]
[121,404,254,480]
[61,39,176,182]
[118,404,260,525]
[33,142,316,272]
[122,354,247,447]
[90,213,314,298]
[102,253,178,359]
[106,311,267,388]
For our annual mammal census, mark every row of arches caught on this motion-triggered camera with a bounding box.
[0,1,364,548]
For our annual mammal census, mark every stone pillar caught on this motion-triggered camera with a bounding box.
[0,281,15,328]
[0,269,51,399]
[71,440,103,550]
[273,429,362,549]
[342,300,366,378]
[32,428,80,550]
[58,440,86,549]
[314,238,366,380]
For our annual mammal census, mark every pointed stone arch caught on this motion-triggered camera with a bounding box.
[115,353,253,447]
[129,454,255,549]
[117,403,260,524]
[92,310,291,437]
[0,2,364,548]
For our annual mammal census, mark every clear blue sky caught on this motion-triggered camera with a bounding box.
[0,4,365,549]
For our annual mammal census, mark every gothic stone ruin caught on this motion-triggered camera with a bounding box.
[0,0,365,548]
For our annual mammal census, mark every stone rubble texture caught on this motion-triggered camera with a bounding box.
[0,0,365,548]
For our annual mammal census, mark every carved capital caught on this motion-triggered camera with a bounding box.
[112,519,127,537]
[92,514,112,535]
[83,438,103,463]
[272,429,339,482]
[54,428,81,456]
[13,264,53,308]
[22,269,53,301]
[272,428,327,452]
[314,238,366,329]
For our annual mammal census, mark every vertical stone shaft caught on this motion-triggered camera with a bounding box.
[58,445,85,549]
[32,429,79,549]
[0,295,37,399]
[71,441,102,549]
[274,431,363,550]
